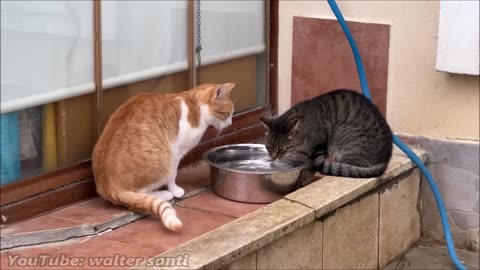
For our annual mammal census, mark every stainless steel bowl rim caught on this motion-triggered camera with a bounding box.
[203,143,308,175]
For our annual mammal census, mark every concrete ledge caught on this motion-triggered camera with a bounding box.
[286,148,426,219]
[132,148,426,270]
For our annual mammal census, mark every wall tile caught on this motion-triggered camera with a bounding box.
[401,135,480,251]
[291,17,390,116]
[257,221,323,269]
[379,170,422,268]
[443,165,479,212]
[223,252,257,270]
[451,211,480,230]
[323,193,379,269]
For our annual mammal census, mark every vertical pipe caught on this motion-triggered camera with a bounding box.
[93,0,103,138]
[188,0,197,88]
[265,0,271,113]
[268,0,279,115]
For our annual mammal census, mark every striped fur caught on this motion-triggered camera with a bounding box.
[116,191,182,232]
[312,155,388,178]
[261,89,392,178]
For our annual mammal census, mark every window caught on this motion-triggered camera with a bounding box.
[1,1,94,184]
[0,0,276,225]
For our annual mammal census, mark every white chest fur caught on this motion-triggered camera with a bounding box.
[172,99,209,160]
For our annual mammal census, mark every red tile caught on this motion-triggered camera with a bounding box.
[51,238,157,270]
[99,207,234,252]
[50,197,130,225]
[291,17,389,116]
[0,237,90,270]
[1,215,82,236]
[176,162,211,193]
[177,191,267,218]
[1,246,59,270]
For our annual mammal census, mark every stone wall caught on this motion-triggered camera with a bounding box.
[400,135,479,252]
[224,169,422,269]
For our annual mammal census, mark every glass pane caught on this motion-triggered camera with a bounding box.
[102,0,188,89]
[1,1,94,112]
[101,1,190,120]
[200,0,265,61]
[1,94,96,185]
[103,72,189,122]
[197,1,267,113]
[0,1,94,185]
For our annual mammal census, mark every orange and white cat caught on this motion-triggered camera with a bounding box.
[92,83,235,232]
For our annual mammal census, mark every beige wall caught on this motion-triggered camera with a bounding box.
[278,1,479,141]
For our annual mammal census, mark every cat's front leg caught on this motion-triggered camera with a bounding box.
[168,182,185,198]
[311,144,327,159]
[296,167,316,189]
[312,154,325,168]
[165,170,185,198]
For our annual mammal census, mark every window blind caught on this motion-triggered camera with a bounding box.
[1,0,266,114]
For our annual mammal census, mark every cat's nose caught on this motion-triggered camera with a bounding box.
[270,152,278,160]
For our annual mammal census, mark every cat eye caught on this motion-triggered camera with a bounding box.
[214,111,230,119]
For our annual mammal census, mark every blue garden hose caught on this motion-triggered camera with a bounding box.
[326,1,467,269]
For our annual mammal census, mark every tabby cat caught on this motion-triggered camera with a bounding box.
[260,89,392,178]
[92,83,235,232]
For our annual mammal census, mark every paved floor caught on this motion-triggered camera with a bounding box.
[385,245,479,270]
[0,162,268,270]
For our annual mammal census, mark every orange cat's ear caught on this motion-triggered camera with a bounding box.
[214,83,236,101]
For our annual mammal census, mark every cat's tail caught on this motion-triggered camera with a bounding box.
[114,190,183,232]
[313,158,388,178]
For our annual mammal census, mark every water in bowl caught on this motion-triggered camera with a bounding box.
[221,157,297,172]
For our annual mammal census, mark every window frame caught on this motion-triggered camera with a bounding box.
[0,0,279,225]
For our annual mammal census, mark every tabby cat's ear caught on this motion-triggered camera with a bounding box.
[259,117,272,129]
[214,83,236,101]
[288,119,300,131]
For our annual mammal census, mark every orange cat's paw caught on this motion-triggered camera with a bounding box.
[168,184,185,198]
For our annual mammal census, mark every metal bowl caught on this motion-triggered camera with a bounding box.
[203,144,310,203]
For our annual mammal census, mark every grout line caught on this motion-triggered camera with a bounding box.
[45,213,86,224]
[283,196,314,211]
[178,187,211,201]
[377,192,381,270]
[1,212,146,250]
[175,205,240,219]
[1,225,95,250]
[96,237,159,253]
[322,215,325,270]
[446,209,480,214]
[94,212,146,233]
[48,235,94,253]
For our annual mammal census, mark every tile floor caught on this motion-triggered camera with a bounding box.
[0,162,269,270]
